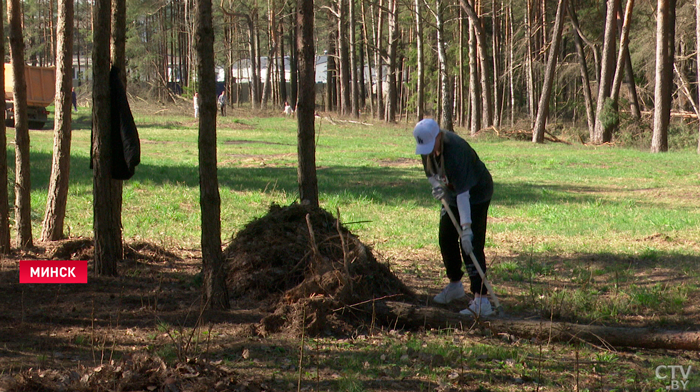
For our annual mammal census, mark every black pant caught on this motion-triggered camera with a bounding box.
[439,200,490,295]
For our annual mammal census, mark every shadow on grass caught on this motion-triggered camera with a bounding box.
[13,149,680,212]
[491,250,700,327]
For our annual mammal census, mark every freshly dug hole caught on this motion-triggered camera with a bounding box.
[224,203,414,335]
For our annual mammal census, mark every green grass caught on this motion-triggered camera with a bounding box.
[13,106,700,331]
[20,109,700,254]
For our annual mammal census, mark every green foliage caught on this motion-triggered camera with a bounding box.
[600,98,619,131]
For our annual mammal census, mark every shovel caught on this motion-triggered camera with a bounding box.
[440,198,504,316]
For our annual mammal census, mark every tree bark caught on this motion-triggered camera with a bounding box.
[651,0,675,153]
[261,1,277,110]
[41,0,74,242]
[326,29,337,112]
[413,0,424,122]
[109,0,126,251]
[458,0,492,127]
[9,0,32,248]
[0,0,10,253]
[374,0,384,121]
[197,0,230,309]
[290,5,298,107]
[92,0,119,275]
[220,5,258,110]
[385,0,398,123]
[592,0,618,144]
[337,0,351,116]
[604,0,635,141]
[361,0,374,118]
[492,0,501,128]
[279,21,287,104]
[568,1,594,138]
[436,1,452,131]
[373,301,700,351]
[360,0,374,117]
[525,0,535,122]
[468,17,480,135]
[296,0,318,207]
[349,0,359,118]
[697,0,700,154]
[532,0,567,144]
[615,0,641,120]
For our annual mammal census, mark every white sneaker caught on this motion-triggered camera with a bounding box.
[460,297,494,317]
[433,281,466,304]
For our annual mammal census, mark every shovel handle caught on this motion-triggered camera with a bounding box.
[440,198,502,314]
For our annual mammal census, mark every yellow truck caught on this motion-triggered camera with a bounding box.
[4,63,56,129]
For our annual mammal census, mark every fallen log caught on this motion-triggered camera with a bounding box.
[372,301,700,351]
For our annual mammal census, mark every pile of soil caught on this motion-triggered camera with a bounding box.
[224,203,414,335]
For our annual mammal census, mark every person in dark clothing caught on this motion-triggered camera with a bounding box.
[71,87,78,111]
[413,118,494,316]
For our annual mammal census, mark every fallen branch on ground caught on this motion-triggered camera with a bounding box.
[372,301,700,351]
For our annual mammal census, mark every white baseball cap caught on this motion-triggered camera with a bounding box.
[413,118,440,155]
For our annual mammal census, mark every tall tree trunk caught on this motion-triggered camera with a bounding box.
[9,0,32,248]
[458,7,465,127]
[279,21,287,104]
[532,0,567,143]
[297,0,318,207]
[604,0,635,141]
[507,2,515,127]
[41,0,74,241]
[413,0,424,121]
[360,0,374,117]
[290,6,298,107]
[616,0,641,120]
[385,0,398,122]
[525,0,535,122]
[109,0,126,253]
[221,7,258,107]
[492,0,501,128]
[458,0,492,127]
[196,0,230,309]
[0,0,9,253]
[374,0,384,121]
[358,35,366,110]
[92,0,119,275]
[338,0,351,115]
[436,0,452,131]
[468,17,480,135]
[261,1,277,109]
[651,0,675,153]
[245,16,259,109]
[592,0,618,144]
[568,1,595,138]
[697,0,700,154]
[349,0,359,118]
[326,29,337,112]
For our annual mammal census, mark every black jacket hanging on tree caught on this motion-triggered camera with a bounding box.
[109,66,140,180]
[91,66,141,180]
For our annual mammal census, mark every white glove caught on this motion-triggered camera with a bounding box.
[460,224,474,255]
[428,175,445,201]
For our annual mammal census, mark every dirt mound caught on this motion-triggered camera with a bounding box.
[224,203,413,335]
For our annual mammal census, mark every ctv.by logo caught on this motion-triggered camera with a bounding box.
[656,365,693,390]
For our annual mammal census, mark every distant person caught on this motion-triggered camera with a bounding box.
[193,93,199,118]
[218,91,227,117]
[283,101,294,117]
[71,87,77,112]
